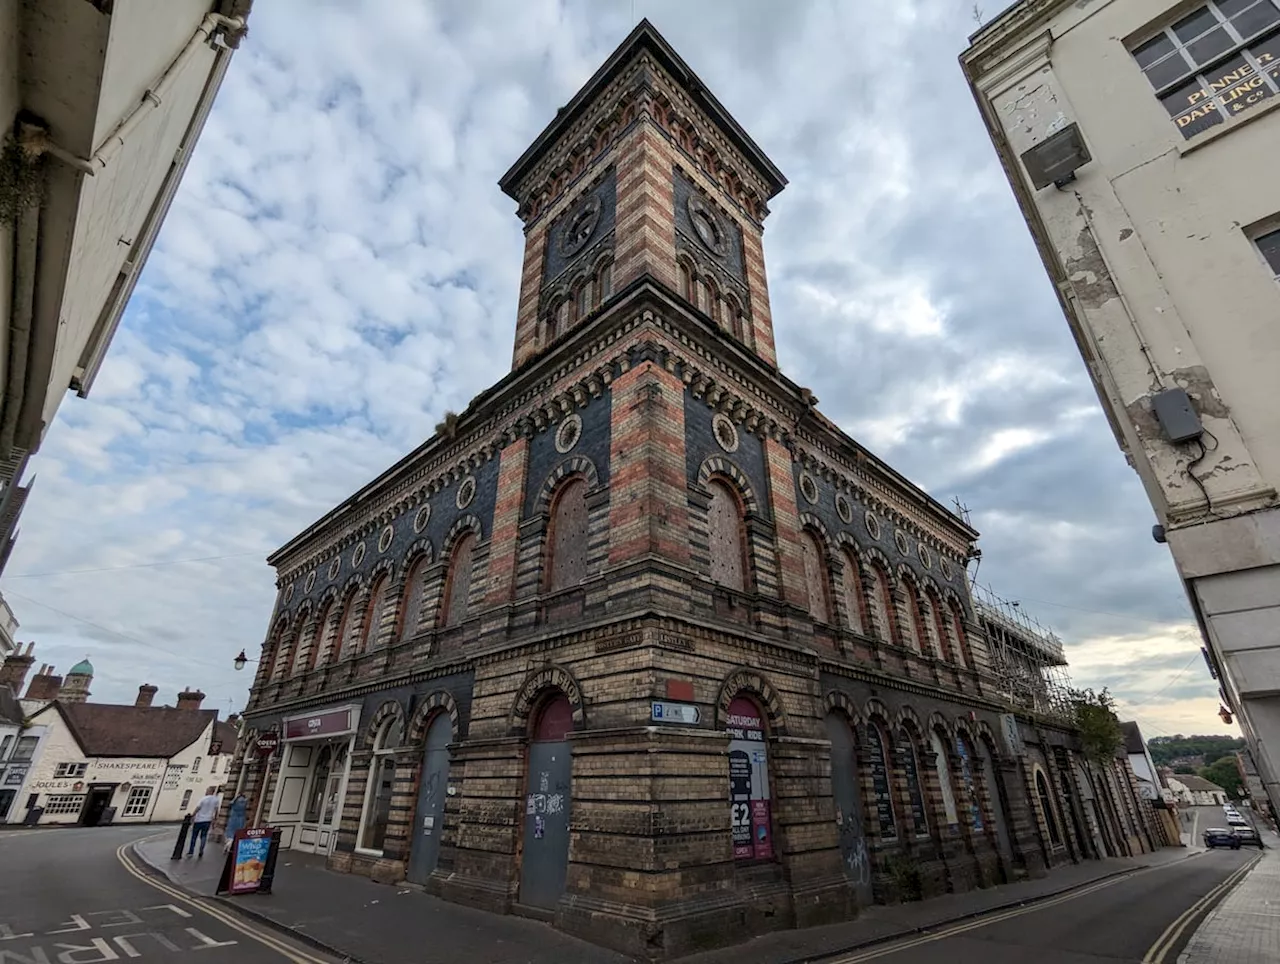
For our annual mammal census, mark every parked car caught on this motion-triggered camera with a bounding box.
[1231,824,1265,848]
[1204,828,1242,849]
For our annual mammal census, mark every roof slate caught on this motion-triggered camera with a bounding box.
[35,702,218,758]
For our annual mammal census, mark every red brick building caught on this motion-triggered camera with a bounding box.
[227,22,1155,958]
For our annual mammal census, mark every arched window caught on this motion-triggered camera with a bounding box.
[866,721,897,840]
[801,530,832,624]
[956,735,984,832]
[706,280,722,327]
[929,594,954,663]
[869,566,895,643]
[305,602,332,672]
[556,298,571,336]
[1036,769,1062,845]
[575,278,593,320]
[269,629,289,679]
[360,575,390,653]
[399,555,430,641]
[547,477,588,592]
[679,260,695,303]
[596,260,612,303]
[707,479,747,592]
[899,728,929,836]
[335,593,358,659]
[930,729,959,825]
[724,295,746,343]
[359,714,403,853]
[950,603,973,669]
[441,532,476,627]
[839,551,865,635]
[903,584,928,654]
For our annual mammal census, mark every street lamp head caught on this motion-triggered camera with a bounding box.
[233,649,248,671]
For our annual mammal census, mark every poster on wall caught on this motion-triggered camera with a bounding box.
[726,696,772,860]
[866,724,898,839]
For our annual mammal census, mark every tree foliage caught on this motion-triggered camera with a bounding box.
[1148,734,1245,766]
[1199,756,1244,799]
[1069,687,1123,765]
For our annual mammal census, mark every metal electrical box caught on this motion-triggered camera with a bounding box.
[1152,387,1203,444]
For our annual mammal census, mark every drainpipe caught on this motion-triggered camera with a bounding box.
[0,153,40,459]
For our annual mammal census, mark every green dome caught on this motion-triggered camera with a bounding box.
[68,658,94,676]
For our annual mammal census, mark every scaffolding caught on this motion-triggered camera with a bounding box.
[970,581,1075,721]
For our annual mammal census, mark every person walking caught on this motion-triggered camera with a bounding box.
[222,793,248,854]
[188,788,220,858]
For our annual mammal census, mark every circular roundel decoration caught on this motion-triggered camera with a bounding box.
[865,510,882,541]
[378,524,395,553]
[835,492,854,525]
[687,196,727,257]
[555,413,583,454]
[941,556,955,580]
[456,475,477,510]
[282,583,295,605]
[304,570,317,593]
[559,194,602,258]
[712,413,739,453]
[413,503,431,534]
[894,529,911,556]
[351,542,366,568]
[918,543,932,569]
[798,471,819,505]
[327,556,341,580]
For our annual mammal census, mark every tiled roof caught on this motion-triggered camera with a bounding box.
[213,720,238,750]
[1120,721,1145,755]
[33,702,217,758]
[1172,774,1225,793]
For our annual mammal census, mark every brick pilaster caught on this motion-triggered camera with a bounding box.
[612,124,678,294]
[762,437,808,608]
[485,438,529,606]
[741,229,777,367]
[512,228,549,369]
[607,360,689,567]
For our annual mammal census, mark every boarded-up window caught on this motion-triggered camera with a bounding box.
[597,261,613,301]
[442,533,475,627]
[840,551,865,635]
[547,478,588,592]
[336,596,357,659]
[400,556,429,641]
[869,566,893,643]
[707,480,745,591]
[929,595,953,663]
[903,587,926,653]
[362,575,390,652]
[307,603,332,670]
[801,531,831,623]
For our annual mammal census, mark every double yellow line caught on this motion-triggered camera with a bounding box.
[829,870,1142,963]
[1142,853,1261,964]
[115,838,334,964]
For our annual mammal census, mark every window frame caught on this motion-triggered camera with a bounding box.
[1131,1,1280,138]
[43,793,87,816]
[1252,224,1280,280]
[12,736,38,762]
[357,717,402,855]
[122,785,153,818]
[55,762,87,778]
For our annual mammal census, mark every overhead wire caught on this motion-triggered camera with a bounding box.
[3,550,265,578]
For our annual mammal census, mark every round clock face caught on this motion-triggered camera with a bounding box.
[687,196,726,257]
[559,195,602,258]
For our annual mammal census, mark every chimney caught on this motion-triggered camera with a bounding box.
[176,687,206,711]
[0,641,36,693]
[25,665,63,701]
[135,684,159,708]
[227,713,241,729]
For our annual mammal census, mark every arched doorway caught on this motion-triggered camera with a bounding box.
[979,737,1014,864]
[407,712,451,884]
[825,712,872,901]
[519,693,573,909]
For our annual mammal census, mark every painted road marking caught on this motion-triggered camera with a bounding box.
[829,853,1214,964]
[1142,853,1260,964]
[113,842,332,964]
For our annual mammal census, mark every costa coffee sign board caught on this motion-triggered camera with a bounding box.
[283,707,356,741]
[255,733,280,756]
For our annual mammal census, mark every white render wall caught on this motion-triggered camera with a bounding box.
[964,0,1280,818]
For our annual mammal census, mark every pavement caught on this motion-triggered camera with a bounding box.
[0,822,337,963]
[1180,820,1280,964]
[128,826,1231,964]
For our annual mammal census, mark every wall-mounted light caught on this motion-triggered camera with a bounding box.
[1021,123,1092,190]
[233,650,250,671]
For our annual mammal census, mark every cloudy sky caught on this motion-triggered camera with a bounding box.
[0,0,1226,738]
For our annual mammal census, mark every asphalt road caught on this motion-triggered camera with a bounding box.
[0,825,336,963]
[825,848,1255,964]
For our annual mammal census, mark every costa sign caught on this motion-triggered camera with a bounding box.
[254,732,280,756]
[283,708,353,740]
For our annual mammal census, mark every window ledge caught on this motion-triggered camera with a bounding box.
[354,847,383,858]
[1180,96,1280,156]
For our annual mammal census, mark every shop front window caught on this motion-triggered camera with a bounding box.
[360,717,402,853]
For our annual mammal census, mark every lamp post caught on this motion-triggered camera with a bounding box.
[233,649,254,671]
